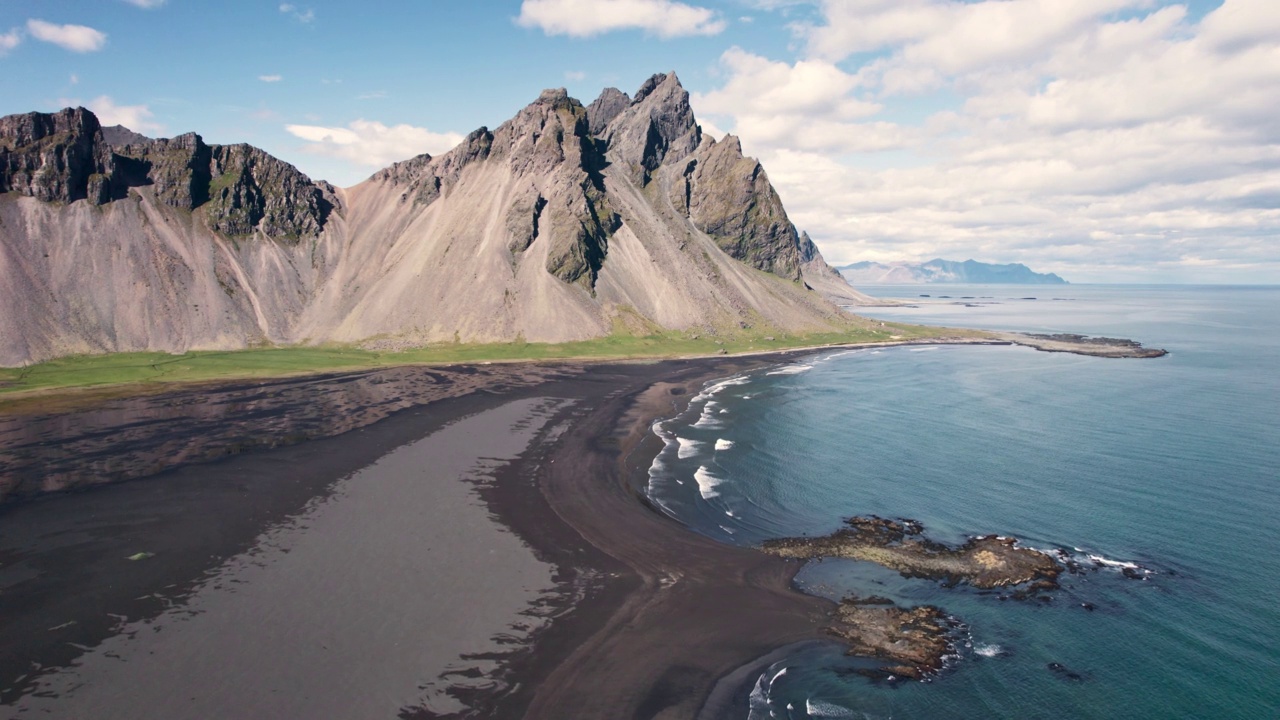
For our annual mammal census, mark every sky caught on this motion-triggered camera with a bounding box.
[1,0,1277,283]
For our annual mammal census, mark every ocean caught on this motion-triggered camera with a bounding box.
[646,285,1280,719]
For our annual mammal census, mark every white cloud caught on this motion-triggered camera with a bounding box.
[27,19,107,53]
[693,48,891,154]
[89,96,164,135]
[69,73,79,85]
[122,0,168,8]
[698,0,1280,281]
[517,0,726,38]
[259,74,283,83]
[279,4,316,23]
[58,95,164,135]
[286,120,465,168]
[565,70,587,81]
[0,28,20,56]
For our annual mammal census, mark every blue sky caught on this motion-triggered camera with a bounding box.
[1,0,1276,283]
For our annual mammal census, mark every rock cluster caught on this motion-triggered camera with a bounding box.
[0,108,123,205]
[764,515,1063,589]
[829,598,961,680]
[1,107,334,239]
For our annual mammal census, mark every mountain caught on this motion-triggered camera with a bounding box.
[839,259,1068,284]
[0,73,872,367]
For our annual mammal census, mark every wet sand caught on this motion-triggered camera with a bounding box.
[6,398,568,718]
[0,357,836,719]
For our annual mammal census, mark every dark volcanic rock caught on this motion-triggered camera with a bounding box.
[831,599,961,680]
[603,72,701,186]
[0,107,123,205]
[585,87,630,135]
[101,124,153,147]
[1048,662,1085,682]
[1,108,334,239]
[764,516,1064,589]
[686,135,804,281]
[1001,332,1169,358]
[113,133,335,239]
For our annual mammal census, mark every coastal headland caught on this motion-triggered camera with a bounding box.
[0,336,1166,717]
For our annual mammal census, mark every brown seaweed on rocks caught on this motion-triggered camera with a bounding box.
[763,516,1064,590]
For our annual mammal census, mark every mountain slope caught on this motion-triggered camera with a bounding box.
[0,74,867,367]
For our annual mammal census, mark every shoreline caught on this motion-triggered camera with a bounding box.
[0,355,836,718]
[0,330,1162,417]
[0,337,1170,717]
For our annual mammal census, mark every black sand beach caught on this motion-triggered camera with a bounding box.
[0,357,837,719]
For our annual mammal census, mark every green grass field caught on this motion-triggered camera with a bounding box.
[0,322,986,399]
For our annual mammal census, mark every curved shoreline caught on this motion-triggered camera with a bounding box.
[0,339,1170,717]
[484,358,837,719]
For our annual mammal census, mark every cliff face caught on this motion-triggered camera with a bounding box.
[0,73,866,366]
[0,110,334,240]
[0,108,122,205]
[108,132,336,239]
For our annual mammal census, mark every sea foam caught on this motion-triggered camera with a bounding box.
[676,438,702,459]
[806,698,855,717]
[766,364,813,376]
[694,466,724,499]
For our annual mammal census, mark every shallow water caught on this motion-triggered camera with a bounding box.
[650,285,1280,719]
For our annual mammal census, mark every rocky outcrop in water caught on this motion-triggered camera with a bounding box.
[764,516,1063,589]
[998,332,1168,358]
[830,597,961,680]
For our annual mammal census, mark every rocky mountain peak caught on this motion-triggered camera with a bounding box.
[101,124,153,148]
[586,87,630,135]
[0,107,100,147]
[1,107,333,239]
[601,72,700,185]
[0,106,125,205]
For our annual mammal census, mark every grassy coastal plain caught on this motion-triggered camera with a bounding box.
[0,321,982,399]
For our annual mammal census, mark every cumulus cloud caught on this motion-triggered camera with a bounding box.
[279,4,316,23]
[693,48,891,153]
[0,28,20,56]
[517,0,726,38]
[58,96,164,135]
[698,0,1280,281]
[122,0,168,8]
[259,74,283,83]
[286,120,465,168]
[27,19,107,53]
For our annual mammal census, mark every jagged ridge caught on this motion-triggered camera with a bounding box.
[0,108,335,240]
[0,72,869,366]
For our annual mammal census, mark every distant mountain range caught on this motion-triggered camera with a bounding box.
[0,72,875,366]
[839,259,1068,284]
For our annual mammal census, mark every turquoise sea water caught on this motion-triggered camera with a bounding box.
[647,285,1280,719]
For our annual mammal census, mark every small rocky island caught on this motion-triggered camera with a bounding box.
[764,516,1063,589]
[828,598,960,680]
[996,332,1168,358]
[764,516,1066,679]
